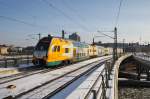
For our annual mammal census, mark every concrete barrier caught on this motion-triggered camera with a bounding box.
[111,54,132,99]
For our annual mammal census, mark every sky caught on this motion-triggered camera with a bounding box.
[0,0,150,47]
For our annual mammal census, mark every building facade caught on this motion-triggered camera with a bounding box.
[69,33,81,42]
[0,45,9,55]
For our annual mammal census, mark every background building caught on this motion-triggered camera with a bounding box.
[0,45,9,55]
[69,33,81,42]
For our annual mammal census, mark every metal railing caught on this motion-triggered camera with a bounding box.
[0,56,33,68]
[136,54,150,61]
[85,60,113,99]
[87,54,130,99]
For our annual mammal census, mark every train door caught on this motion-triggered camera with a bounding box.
[51,45,56,59]
[73,48,76,58]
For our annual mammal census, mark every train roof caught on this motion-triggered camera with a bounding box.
[47,36,90,47]
[40,35,104,48]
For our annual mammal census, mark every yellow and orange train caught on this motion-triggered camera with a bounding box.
[32,35,122,67]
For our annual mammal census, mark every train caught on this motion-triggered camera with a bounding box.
[32,35,123,67]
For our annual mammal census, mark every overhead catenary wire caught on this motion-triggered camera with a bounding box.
[61,0,95,32]
[115,0,123,27]
[0,1,51,29]
[42,0,90,32]
[61,0,87,24]
[0,15,47,28]
[0,1,37,20]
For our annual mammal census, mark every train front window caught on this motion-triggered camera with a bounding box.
[35,37,52,51]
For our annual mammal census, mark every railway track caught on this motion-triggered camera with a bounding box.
[0,64,70,84]
[84,68,105,99]
[0,56,108,85]
[51,60,109,99]
[12,57,111,99]
[0,56,111,99]
[0,68,50,84]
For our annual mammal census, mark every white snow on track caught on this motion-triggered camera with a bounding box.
[0,56,111,99]
[51,64,105,99]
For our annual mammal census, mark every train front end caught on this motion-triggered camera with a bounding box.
[32,36,52,66]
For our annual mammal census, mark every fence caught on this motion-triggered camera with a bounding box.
[87,54,131,99]
[136,54,150,61]
[0,55,33,68]
[86,60,113,99]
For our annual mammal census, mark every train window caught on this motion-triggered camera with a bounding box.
[52,46,54,52]
[57,46,60,52]
[65,48,69,53]
[52,46,57,52]
[35,37,51,51]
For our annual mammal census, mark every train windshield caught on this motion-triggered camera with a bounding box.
[35,37,52,51]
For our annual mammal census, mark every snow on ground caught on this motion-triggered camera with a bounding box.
[19,62,101,99]
[0,63,34,71]
[0,56,111,99]
[0,63,34,78]
[106,68,115,99]
[51,64,105,99]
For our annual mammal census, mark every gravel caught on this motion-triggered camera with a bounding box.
[118,87,150,99]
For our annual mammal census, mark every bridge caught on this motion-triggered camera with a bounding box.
[0,54,150,99]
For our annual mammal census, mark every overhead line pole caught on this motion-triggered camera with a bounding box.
[92,36,104,45]
[123,38,125,54]
[38,33,41,41]
[97,27,118,65]
[62,30,65,39]
[114,27,118,64]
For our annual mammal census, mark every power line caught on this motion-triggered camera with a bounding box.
[0,15,47,28]
[61,0,93,32]
[42,0,90,32]
[0,1,39,27]
[0,1,36,19]
[115,0,123,27]
[61,0,87,24]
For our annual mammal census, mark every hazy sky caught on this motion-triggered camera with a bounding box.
[0,0,150,47]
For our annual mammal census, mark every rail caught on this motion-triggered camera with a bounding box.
[0,56,112,99]
[12,58,111,99]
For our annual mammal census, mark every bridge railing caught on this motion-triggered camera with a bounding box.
[86,59,114,99]
[86,55,130,99]
[111,54,132,99]
[135,54,150,61]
